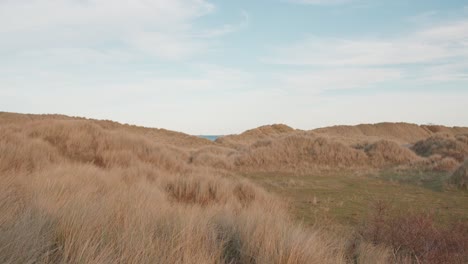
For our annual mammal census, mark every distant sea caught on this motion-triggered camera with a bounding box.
[198,135,221,141]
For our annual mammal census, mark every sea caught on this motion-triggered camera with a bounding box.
[198,135,221,141]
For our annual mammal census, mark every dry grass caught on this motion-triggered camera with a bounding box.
[354,201,468,264]
[232,134,369,171]
[362,140,420,166]
[0,113,347,264]
[225,135,423,173]
[313,122,433,144]
[216,124,296,147]
[412,134,468,162]
[2,112,468,263]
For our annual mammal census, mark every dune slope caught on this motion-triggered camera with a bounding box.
[2,112,467,263]
[0,112,346,264]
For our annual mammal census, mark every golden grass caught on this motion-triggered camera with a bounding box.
[313,122,433,144]
[232,134,369,171]
[216,124,296,147]
[0,113,347,264]
[214,134,427,173]
[2,112,468,263]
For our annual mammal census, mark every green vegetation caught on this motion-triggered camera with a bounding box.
[242,171,468,227]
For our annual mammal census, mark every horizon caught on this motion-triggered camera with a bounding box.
[1,0,468,134]
[3,111,468,136]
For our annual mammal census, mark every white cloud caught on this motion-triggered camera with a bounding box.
[267,19,468,66]
[0,0,246,61]
[417,20,468,42]
[1,2,467,133]
[415,62,468,82]
[280,68,402,92]
[0,0,214,33]
[265,18,468,91]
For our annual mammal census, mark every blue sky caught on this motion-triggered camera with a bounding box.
[1,0,468,134]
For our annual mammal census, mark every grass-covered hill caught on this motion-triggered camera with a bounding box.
[1,112,467,263]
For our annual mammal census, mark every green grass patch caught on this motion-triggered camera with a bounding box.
[241,171,468,228]
[375,169,450,191]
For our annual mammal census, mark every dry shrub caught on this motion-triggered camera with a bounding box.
[233,136,422,172]
[189,146,235,170]
[412,134,468,162]
[434,157,459,171]
[233,134,369,171]
[163,174,262,208]
[429,155,460,172]
[364,140,420,166]
[456,134,468,144]
[448,161,468,190]
[356,202,468,264]
[232,181,258,207]
[23,120,190,173]
[164,174,239,206]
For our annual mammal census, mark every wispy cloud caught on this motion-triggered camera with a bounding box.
[416,62,468,82]
[265,18,468,91]
[0,0,245,61]
[287,0,354,5]
[280,68,402,93]
[0,0,214,33]
[266,19,468,66]
[2,1,468,133]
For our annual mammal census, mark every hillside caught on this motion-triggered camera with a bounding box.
[1,112,467,263]
[0,112,346,264]
[2,111,467,182]
[313,122,468,144]
[204,126,464,173]
[0,112,214,149]
[312,122,431,144]
[3,111,467,180]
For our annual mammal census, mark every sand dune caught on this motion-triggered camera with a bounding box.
[0,112,346,264]
[1,112,467,263]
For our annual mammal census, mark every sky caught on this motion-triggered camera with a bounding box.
[1,0,468,135]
